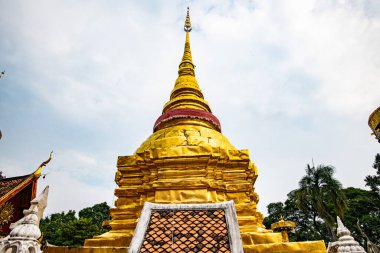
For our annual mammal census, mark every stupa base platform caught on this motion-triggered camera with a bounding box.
[45,240,326,253]
[44,246,127,253]
[243,241,327,253]
[84,231,133,247]
[241,231,283,245]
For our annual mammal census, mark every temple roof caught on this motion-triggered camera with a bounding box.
[128,201,243,253]
[0,152,52,206]
[0,173,37,206]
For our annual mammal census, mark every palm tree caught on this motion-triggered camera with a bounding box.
[296,164,347,241]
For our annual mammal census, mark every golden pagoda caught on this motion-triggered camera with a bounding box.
[85,8,264,247]
[46,8,326,253]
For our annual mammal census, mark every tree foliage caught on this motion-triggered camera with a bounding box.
[296,164,346,241]
[264,187,380,246]
[79,202,110,227]
[264,190,330,243]
[264,158,380,247]
[40,202,110,247]
[365,153,380,194]
[343,187,380,246]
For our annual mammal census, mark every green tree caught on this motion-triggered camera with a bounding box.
[365,153,380,194]
[264,190,330,243]
[265,187,380,246]
[54,218,102,247]
[40,202,110,247]
[79,202,110,227]
[264,162,380,246]
[343,187,380,246]
[285,190,330,242]
[40,210,77,245]
[263,202,284,228]
[296,164,347,241]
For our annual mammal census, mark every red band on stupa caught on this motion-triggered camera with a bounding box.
[154,108,221,132]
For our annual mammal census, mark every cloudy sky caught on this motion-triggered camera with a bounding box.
[1,0,379,217]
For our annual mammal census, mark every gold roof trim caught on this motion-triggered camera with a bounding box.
[368,106,380,141]
[33,151,53,178]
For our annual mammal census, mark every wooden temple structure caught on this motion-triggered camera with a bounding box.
[0,153,51,236]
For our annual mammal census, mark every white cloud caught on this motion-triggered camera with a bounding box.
[37,171,114,216]
[194,0,380,120]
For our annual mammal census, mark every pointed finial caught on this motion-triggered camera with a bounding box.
[336,216,350,237]
[34,151,53,178]
[38,151,53,169]
[184,7,192,32]
[153,7,222,133]
[179,7,195,76]
[334,216,366,253]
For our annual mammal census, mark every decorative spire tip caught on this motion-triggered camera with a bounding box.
[184,7,192,32]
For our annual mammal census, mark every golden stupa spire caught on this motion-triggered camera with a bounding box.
[179,7,195,76]
[153,7,222,133]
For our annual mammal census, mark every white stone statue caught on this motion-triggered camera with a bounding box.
[0,186,49,253]
[328,216,366,253]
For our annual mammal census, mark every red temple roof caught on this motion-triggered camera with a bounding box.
[0,173,39,207]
